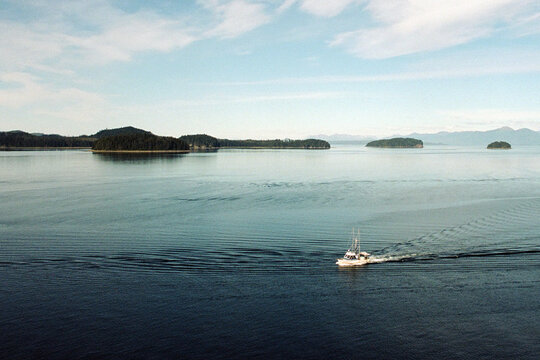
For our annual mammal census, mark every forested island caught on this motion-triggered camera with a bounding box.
[220,138,330,149]
[92,133,190,153]
[1,127,329,151]
[93,126,151,139]
[179,134,330,149]
[487,141,511,149]
[366,137,423,148]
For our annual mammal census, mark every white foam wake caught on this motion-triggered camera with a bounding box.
[367,254,418,264]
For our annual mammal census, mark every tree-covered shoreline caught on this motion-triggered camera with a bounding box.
[179,134,330,149]
[0,131,95,148]
[1,127,330,151]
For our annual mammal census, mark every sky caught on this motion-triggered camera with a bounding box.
[1,0,540,139]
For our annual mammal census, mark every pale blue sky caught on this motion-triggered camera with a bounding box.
[1,0,539,138]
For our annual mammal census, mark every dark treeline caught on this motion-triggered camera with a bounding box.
[1,126,153,149]
[0,131,94,148]
[180,134,330,149]
[179,134,220,148]
[93,126,151,139]
[366,137,423,148]
[92,133,190,151]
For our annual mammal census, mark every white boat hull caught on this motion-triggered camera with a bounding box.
[336,258,369,266]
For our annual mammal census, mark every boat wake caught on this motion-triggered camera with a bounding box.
[362,198,540,266]
[367,249,540,264]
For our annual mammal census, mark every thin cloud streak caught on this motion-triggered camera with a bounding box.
[209,64,540,86]
[0,72,104,108]
[277,0,360,17]
[155,91,346,107]
[299,0,359,18]
[199,0,272,38]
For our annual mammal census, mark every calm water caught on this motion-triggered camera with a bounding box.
[1,144,539,359]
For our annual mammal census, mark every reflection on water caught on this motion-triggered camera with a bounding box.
[92,152,188,163]
[189,148,219,153]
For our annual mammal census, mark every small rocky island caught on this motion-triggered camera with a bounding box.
[91,133,190,153]
[366,137,423,148]
[487,141,511,149]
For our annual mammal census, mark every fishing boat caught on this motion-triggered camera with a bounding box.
[336,229,370,266]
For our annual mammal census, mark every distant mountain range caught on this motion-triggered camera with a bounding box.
[407,127,540,145]
[314,127,540,145]
[309,134,375,142]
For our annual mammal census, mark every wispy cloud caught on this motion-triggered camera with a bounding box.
[510,11,540,37]
[1,0,273,71]
[210,60,540,86]
[299,0,359,17]
[277,0,298,13]
[227,91,344,103]
[0,22,71,72]
[151,91,345,107]
[0,71,106,132]
[73,13,197,64]
[0,72,103,108]
[0,4,197,70]
[331,0,539,58]
[200,0,272,38]
[277,0,359,17]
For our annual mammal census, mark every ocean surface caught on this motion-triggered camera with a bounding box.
[1,144,539,359]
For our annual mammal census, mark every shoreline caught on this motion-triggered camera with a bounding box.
[215,146,330,150]
[1,146,92,151]
[2,146,329,152]
[366,145,424,149]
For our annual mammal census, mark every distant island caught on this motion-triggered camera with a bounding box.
[487,141,511,150]
[366,137,423,148]
[1,126,330,151]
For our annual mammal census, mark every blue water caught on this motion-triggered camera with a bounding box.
[1,144,539,359]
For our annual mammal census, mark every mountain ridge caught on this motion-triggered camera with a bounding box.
[313,127,540,145]
[407,127,540,145]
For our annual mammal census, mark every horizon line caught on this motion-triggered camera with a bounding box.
[3,125,540,141]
